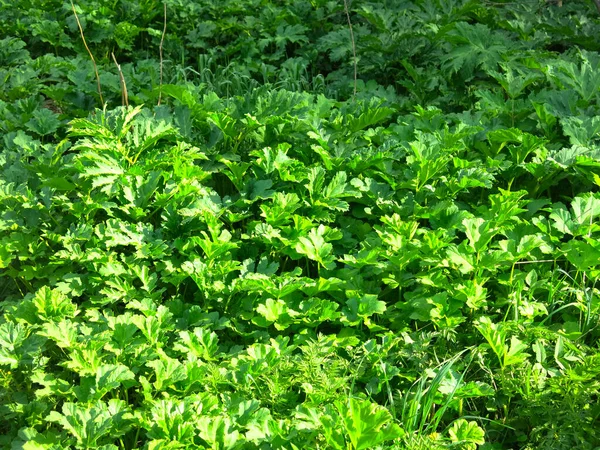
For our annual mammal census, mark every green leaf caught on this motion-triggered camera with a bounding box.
[322,172,350,202]
[548,53,600,103]
[39,320,79,349]
[306,166,326,201]
[560,115,600,146]
[504,336,529,367]
[256,298,288,323]
[13,426,63,449]
[130,264,158,292]
[173,328,219,361]
[0,322,29,368]
[448,419,486,448]
[487,127,523,147]
[260,192,301,227]
[295,225,336,270]
[562,240,600,270]
[64,340,105,376]
[445,243,475,274]
[333,398,404,450]
[317,29,353,62]
[453,381,495,399]
[475,317,506,368]
[489,63,541,99]
[32,286,78,322]
[571,193,600,227]
[147,399,198,442]
[146,353,187,391]
[245,179,274,201]
[533,101,557,136]
[442,22,511,78]
[463,217,497,253]
[343,294,386,325]
[132,308,171,347]
[0,243,12,269]
[95,219,146,249]
[455,279,488,310]
[31,370,73,399]
[94,364,136,398]
[47,400,131,448]
[244,408,279,442]
[550,204,576,235]
[25,108,61,136]
[197,416,241,450]
[346,104,395,133]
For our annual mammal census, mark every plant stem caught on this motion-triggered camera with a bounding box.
[70,1,104,108]
[158,2,167,106]
[111,52,129,107]
[342,0,357,97]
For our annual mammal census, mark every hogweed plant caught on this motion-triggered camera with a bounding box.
[1,0,600,448]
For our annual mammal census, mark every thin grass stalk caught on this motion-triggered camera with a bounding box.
[158,2,167,106]
[342,0,357,97]
[70,1,104,108]
[111,52,129,108]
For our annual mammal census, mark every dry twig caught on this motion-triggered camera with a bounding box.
[342,0,357,97]
[70,1,104,108]
[111,52,129,108]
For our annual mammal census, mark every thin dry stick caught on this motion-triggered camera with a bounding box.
[482,0,539,5]
[514,259,557,265]
[593,0,600,14]
[158,2,167,106]
[70,1,104,108]
[342,0,357,97]
[111,52,129,108]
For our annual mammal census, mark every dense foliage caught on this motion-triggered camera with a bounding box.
[1,0,600,448]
